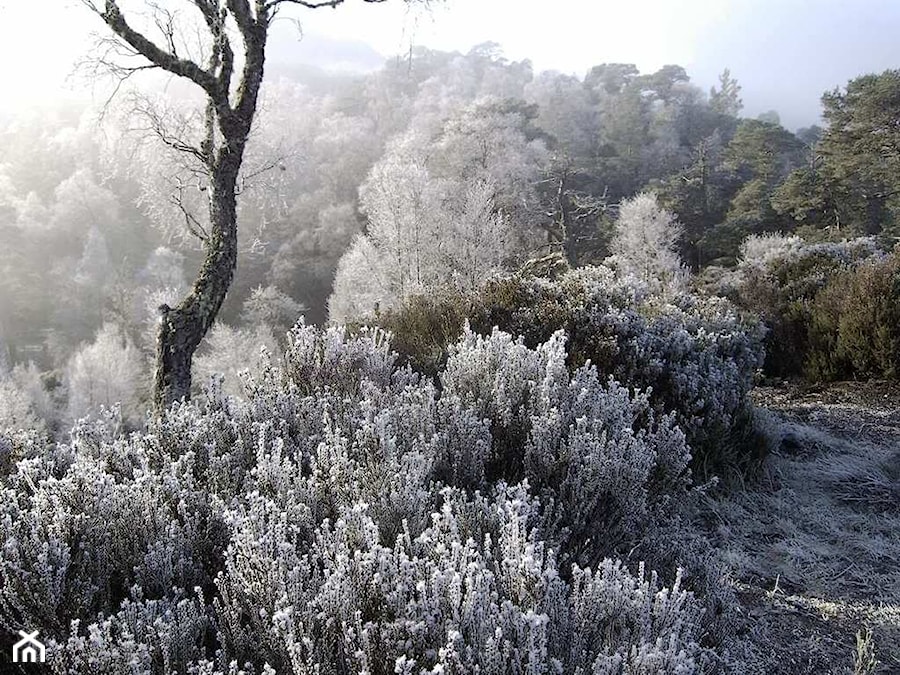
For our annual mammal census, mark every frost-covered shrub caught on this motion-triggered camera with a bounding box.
[442,326,692,564]
[372,267,765,477]
[240,285,306,336]
[736,234,879,300]
[50,592,212,675]
[574,283,767,476]
[269,319,401,399]
[0,323,721,673]
[607,192,688,292]
[737,232,805,271]
[214,485,703,674]
[0,440,225,636]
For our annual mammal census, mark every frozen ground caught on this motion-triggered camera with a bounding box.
[710,382,900,674]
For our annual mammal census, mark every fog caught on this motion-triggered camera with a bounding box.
[687,0,900,129]
[4,1,900,128]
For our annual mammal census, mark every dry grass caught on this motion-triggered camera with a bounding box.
[706,382,900,674]
[855,625,880,675]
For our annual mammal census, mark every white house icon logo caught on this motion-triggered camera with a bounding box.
[12,630,45,663]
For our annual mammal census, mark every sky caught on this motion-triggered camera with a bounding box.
[2,0,899,129]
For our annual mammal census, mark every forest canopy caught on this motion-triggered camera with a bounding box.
[4,49,898,380]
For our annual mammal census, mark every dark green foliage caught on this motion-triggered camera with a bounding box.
[698,218,762,267]
[652,131,736,268]
[704,121,806,260]
[737,248,853,376]
[709,69,743,117]
[653,113,809,268]
[769,71,900,238]
[731,236,897,381]
[723,121,803,184]
[771,167,836,227]
[369,274,576,378]
[820,71,900,235]
[807,255,900,380]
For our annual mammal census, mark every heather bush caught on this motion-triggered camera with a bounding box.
[0,322,722,673]
[730,234,883,377]
[0,424,52,482]
[0,421,226,636]
[441,326,692,565]
[213,485,704,674]
[806,254,900,380]
[736,232,805,272]
[51,592,213,675]
[372,266,766,478]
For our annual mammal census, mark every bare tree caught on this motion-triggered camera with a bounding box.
[81,0,407,411]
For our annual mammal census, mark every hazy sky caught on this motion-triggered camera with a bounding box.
[2,1,899,129]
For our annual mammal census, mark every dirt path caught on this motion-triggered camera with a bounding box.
[709,382,900,674]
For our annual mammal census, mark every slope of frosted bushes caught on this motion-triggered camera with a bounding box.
[0,321,723,673]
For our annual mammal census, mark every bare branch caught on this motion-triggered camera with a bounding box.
[80,0,223,100]
[148,1,179,57]
[130,93,211,166]
[169,177,210,241]
[268,0,341,8]
[266,0,388,9]
[241,155,287,184]
[80,35,159,120]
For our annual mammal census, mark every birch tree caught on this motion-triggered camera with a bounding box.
[609,192,687,290]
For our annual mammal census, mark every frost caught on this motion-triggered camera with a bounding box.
[0,321,715,673]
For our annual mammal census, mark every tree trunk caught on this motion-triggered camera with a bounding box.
[153,159,240,410]
[150,9,266,413]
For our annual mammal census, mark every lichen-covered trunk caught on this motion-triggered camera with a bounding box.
[150,11,267,413]
[153,160,240,411]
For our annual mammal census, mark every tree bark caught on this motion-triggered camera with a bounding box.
[150,2,267,411]
[152,50,264,410]
[154,159,241,409]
